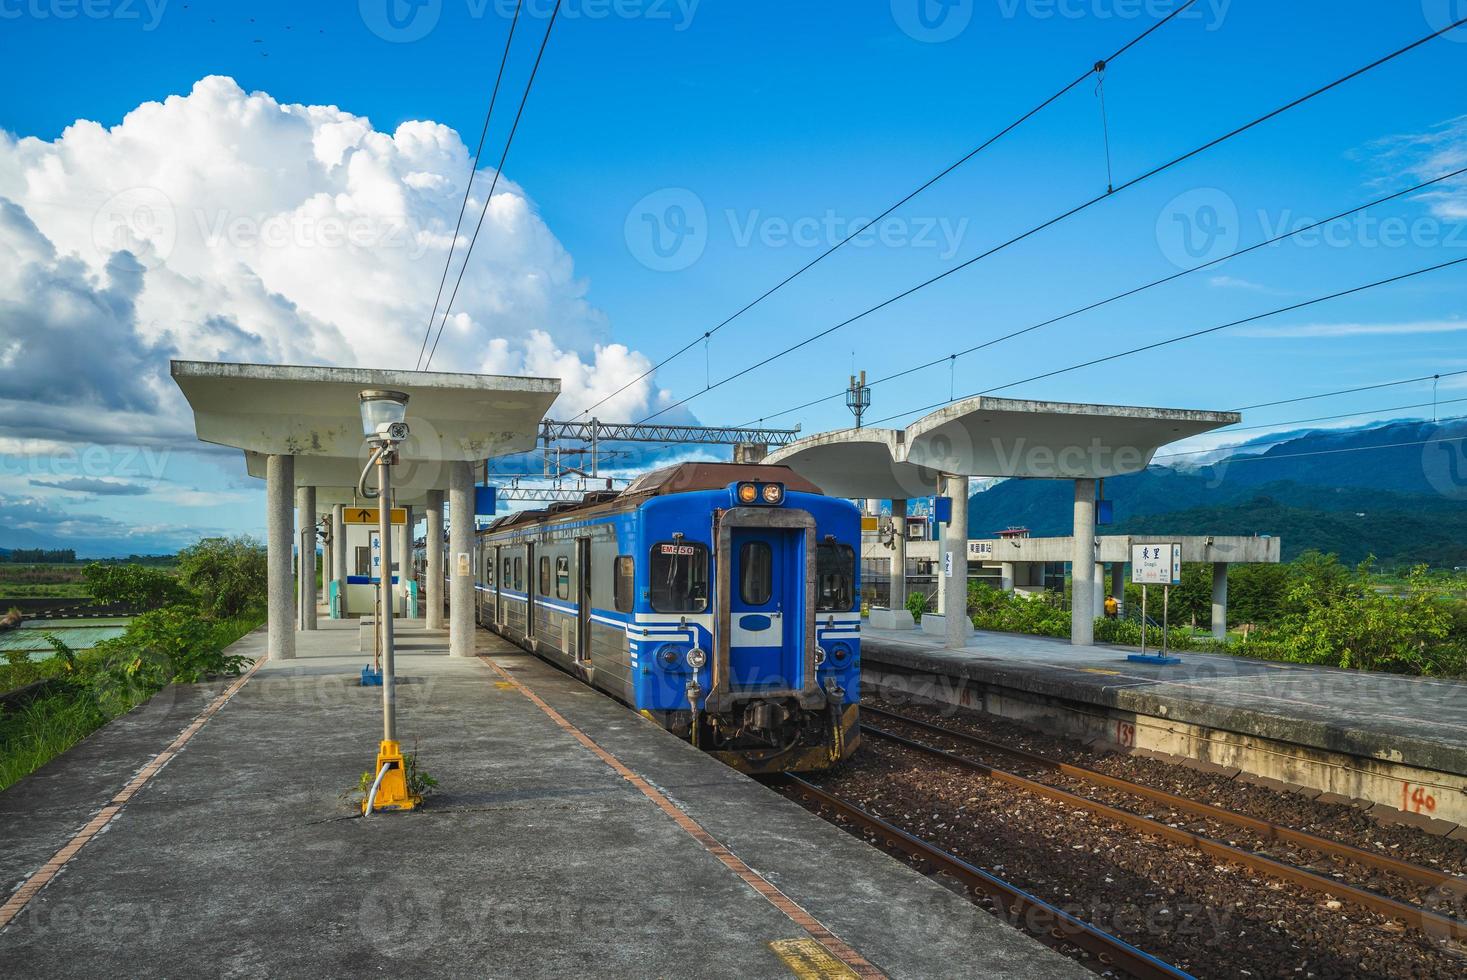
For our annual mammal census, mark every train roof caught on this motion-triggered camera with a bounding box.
[621,462,824,498]
[480,463,828,534]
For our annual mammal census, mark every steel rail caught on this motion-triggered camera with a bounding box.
[863,705,1467,894]
[777,775,1194,980]
[862,724,1467,941]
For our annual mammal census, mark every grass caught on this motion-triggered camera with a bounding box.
[0,583,91,599]
[0,693,107,792]
[0,604,265,793]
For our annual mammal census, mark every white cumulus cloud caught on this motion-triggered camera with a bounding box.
[0,75,673,454]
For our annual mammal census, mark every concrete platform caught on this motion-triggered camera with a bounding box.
[0,619,1082,978]
[863,626,1467,826]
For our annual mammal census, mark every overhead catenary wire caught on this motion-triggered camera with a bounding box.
[414,0,525,371]
[570,0,1202,421]
[638,15,1467,425]
[865,254,1467,427]
[739,167,1467,427]
[423,0,564,371]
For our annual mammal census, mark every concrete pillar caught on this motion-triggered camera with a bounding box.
[266,454,295,660]
[398,504,414,618]
[449,461,475,657]
[321,521,331,584]
[1000,562,1015,593]
[944,473,969,650]
[1211,562,1229,640]
[1071,478,1097,646]
[295,485,317,631]
[426,489,445,630]
[331,504,346,618]
[890,498,907,609]
[1111,561,1125,608]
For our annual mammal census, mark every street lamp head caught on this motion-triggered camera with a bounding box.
[359,389,410,438]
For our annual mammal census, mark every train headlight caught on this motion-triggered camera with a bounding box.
[814,646,826,666]
[737,483,759,504]
[760,483,784,504]
[829,642,851,664]
[657,645,681,669]
[686,647,707,669]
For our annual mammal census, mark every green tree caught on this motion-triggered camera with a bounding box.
[1277,559,1453,674]
[82,562,187,609]
[176,536,267,617]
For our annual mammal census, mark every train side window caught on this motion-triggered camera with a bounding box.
[649,542,708,614]
[514,557,523,590]
[739,541,772,605]
[614,556,634,613]
[539,556,551,596]
[503,557,512,588]
[816,543,856,612]
[555,556,570,600]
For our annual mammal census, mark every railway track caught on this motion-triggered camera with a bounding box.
[777,774,1195,980]
[860,706,1467,943]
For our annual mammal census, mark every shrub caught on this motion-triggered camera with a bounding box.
[82,562,187,609]
[906,591,927,622]
[176,536,267,617]
[967,583,1070,639]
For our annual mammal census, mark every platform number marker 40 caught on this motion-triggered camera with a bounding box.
[1131,543,1181,585]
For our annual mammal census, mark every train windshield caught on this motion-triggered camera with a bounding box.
[815,542,855,612]
[650,541,709,613]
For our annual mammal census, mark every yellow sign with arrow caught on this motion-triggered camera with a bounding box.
[344,507,407,525]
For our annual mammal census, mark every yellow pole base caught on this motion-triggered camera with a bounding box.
[364,739,421,813]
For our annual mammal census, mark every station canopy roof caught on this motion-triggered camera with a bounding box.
[172,361,560,496]
[765,396,1238,498]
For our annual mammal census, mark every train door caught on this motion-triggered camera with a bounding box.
[728,527,802,689]
[492,545,502,626]
[575,537,592,663]
[524,542,536,640]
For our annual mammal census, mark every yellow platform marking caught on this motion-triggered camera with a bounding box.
[1080,667,1122,676]
[771,939,864,979]
[494,681,515,690]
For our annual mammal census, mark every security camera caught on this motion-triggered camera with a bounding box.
[376,421,410,442]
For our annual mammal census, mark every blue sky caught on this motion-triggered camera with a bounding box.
[1,1,1464,554]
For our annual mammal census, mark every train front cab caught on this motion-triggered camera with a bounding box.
[648,479,860,775]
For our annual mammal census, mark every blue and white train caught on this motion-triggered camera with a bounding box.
[469,462,861,773]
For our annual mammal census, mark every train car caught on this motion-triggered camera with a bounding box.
[472,462,861,774]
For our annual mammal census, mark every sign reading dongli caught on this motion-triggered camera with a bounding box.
[1131,543,1181,585]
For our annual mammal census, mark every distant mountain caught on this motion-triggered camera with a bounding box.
[968,418,1467,566]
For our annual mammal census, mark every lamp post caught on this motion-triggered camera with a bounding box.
[356,389,420,813]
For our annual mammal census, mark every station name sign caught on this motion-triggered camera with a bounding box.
[1131,543,1181,585]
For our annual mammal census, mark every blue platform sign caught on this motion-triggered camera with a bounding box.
[1097,499,1114,526]
[933,496,953,525]
[475,485,498,517]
